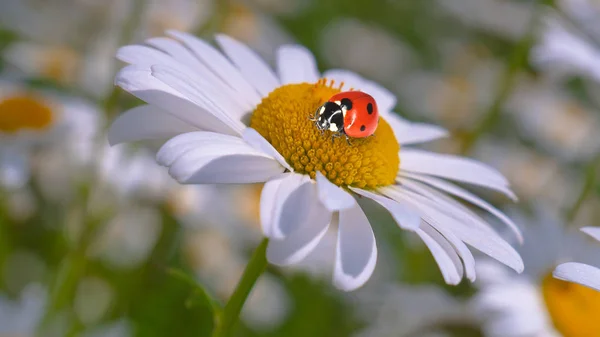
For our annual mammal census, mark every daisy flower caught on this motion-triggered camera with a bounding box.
[0,81,98,190]
[108,31,523,291]
[471,206,600,337]
[355,284,471,337]
[531,0,600,82]
[0,283,46,336]
[554,226,600,292]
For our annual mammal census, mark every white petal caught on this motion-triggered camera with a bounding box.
[156,132,237,167]
[108,105,198,145]
[399,174,523,243]
[350,187,420,231]
[150,64,247,134]
[144,37,254,114]
[581,227,600,243]
[215,34,280,97]
[268,173,313,239]
[0,146,29,189]
[334,202,378,291]
[260,175,285,237]
[276,45,320,84]
[415,227,462,285]
[315,171,355,211]
[385,113,449,145]
[399,149,517,200]
[421,218,476,282]
[554,262,600,291]
[386,187,524,273]
[115,65,238,136]
[242,128,292,171]
[145,37,204,69]
[117,45,176,68]
[267,194,332,265]
[167,30,262,106]
[389,182,498,239]
[157,131,284,184]
[322,69,397,112]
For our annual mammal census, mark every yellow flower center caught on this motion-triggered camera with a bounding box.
[542,272,600,336]
[249,80,399,189]
[42,48,79,82]
[0,95,54,133]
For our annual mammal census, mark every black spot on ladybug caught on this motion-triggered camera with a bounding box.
[367,103,373,114]
[340,98,353,110]
[360,125,366,132]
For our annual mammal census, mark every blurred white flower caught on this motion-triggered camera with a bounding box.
[3,186,38,221]
[108,31,523,291]
[0,0,122,45]
[507,77,600,162]
[554,226,600,291]
[138,0,213,38]
[471,205,600,337]
[0,81,100,190]
[221,3,294,63]
[473,139,578,209]
[0,283,46,336]
[355,284,471,337]
[532,0,600,82]
[89,206,162,269]
[320,18,415,83]
[74,277,114,325]
[98,145,176,202]
[437,0,534,40]
[3,43,81,84]
[396,42,502,129]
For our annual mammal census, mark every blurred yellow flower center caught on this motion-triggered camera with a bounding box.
[0,95,54,133]
[42,48,79,82]
[542,273,600,336]
[250,80,399,189]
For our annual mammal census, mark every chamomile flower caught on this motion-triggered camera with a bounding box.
[0,283,46,336]
[554,226,600,292]
[471,206,600,337]
[108,31,523,291]
[0,81,98,190]
[355,284,471,337]
[531,0,600,82]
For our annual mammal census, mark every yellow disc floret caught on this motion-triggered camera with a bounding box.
[250,80,399,189]
[542,272,600,337]
[0,95,54,133]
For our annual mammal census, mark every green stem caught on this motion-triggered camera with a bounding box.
[565,155,600,223]
[212,239,269,337]
[459,0,549,154]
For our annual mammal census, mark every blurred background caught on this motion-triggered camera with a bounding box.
[1,0,600,336]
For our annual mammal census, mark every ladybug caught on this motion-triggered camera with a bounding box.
[311,91,379,143]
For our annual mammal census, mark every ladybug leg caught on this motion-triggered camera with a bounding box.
[345,135,352,146]
[330,132,341,144]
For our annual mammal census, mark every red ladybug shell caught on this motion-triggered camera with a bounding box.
[328,91,379,138]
